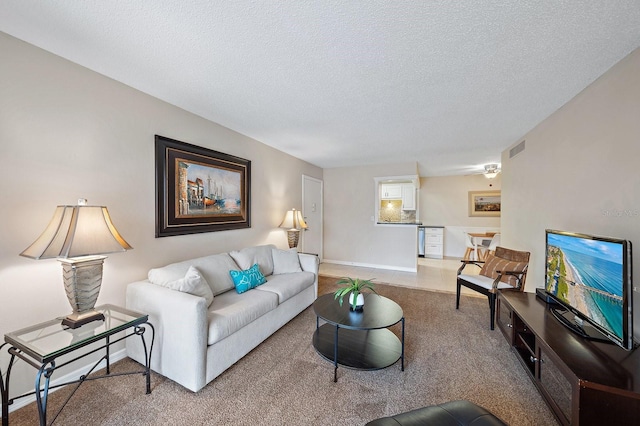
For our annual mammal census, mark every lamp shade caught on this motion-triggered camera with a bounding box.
[21,200,132,260]
[279,209,308,230]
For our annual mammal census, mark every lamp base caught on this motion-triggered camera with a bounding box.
[58,255,107,329]
[62,309,105,329]
[286,229,300,249]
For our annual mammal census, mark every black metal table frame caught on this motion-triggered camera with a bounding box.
[0,314,154,426]
[315,313,405,382]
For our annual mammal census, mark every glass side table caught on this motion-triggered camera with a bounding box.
[0,304,154,426]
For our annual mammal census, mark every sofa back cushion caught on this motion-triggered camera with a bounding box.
[148,253,238,296]
[229,245,276,276]
[271,248,303,274]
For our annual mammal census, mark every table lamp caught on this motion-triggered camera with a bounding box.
[20,199,132,328]
[279,208,308,249]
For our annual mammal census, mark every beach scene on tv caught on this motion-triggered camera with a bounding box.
[545,233,624,339]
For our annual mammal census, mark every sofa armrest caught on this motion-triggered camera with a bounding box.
[126,281,209,392]
[298,253,319,298]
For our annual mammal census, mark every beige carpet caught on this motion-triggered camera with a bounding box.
[10,277,558,425]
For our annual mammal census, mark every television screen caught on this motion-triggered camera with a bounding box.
[545,229,633,350]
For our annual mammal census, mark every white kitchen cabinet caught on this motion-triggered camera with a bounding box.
[380,184,402,199]
[401,184,416,210]
[423,227,444,259]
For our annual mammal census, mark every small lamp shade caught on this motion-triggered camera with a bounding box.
[21,199,132,328]
[279,209,308,231]
[279,209,308,249]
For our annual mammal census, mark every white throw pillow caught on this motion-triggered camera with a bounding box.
[229,245,276,276]
[272,248,303,274]
[157,265,214,307]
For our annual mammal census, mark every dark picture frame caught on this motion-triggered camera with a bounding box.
[155,135,251,237]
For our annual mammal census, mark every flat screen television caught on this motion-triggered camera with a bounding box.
[544,229,634,350]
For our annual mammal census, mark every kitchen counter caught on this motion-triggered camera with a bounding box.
[377,222,422,225]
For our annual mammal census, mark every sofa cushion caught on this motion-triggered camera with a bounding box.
[148,253,238,296]
[207,289,278,345]
[229,264,267,294]
[272,248,302,274]
[229,245,276,276]
[154,265,214,307]
[255,271,315,304]
[458,274,514,291]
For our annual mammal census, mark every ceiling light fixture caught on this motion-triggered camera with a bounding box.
[484,164,501,179]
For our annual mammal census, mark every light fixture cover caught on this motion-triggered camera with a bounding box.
[21,200,132,259]
[484,164,501,179]
[279,209,308,230]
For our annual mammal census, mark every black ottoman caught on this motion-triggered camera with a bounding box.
[365,400,507,426]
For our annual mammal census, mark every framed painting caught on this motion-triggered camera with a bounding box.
[468,190,501,217]
[155,135,251,237]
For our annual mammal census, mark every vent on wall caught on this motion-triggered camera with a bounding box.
[510,140,525,158]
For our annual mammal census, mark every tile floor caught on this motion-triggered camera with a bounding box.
[319,256,482,297]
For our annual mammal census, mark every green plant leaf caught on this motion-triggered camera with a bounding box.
[333,277,377,308]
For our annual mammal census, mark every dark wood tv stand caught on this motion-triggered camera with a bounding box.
[496,291,640,425]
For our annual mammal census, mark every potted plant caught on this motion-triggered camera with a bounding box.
[333,277,377,311]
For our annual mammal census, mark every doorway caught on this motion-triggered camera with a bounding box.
[301,175,323,260]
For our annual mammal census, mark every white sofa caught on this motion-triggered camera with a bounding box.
[126,245,318,392]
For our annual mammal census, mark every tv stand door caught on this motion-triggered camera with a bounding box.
[538,343,573,425]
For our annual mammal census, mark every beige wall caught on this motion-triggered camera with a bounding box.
[323,163,419,271]
[0,33,322,396]
[501,47,640,339]
[324,166,503,266]
[420,174,501,257]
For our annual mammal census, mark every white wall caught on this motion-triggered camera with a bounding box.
[420,174,501,257]
[323,163,419,271]
[0,33,322,396]
[501,47,640,339]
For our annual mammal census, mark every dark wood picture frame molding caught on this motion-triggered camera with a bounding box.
[155,135,251,237]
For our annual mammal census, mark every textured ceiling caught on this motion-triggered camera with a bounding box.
[2,1,639,176]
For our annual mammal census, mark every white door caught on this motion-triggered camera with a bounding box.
[301,175,323,259]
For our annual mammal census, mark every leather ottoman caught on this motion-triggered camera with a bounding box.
[365,400,507,426]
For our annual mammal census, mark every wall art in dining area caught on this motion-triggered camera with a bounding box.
[468,190,501,217]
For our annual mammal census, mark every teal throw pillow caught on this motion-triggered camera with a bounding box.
[229,263,266,294]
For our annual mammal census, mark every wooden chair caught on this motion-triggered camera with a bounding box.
[456,246,530,330]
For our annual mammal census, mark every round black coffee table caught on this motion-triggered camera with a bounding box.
[312,293,405,382]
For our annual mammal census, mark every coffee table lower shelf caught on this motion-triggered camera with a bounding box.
[312,323,402,379]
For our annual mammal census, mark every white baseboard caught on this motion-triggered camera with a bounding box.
[8,348,128,413]
[322,259,417,273]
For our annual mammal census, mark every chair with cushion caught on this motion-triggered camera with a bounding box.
[365,400,507,426]
[456,246,530,330]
